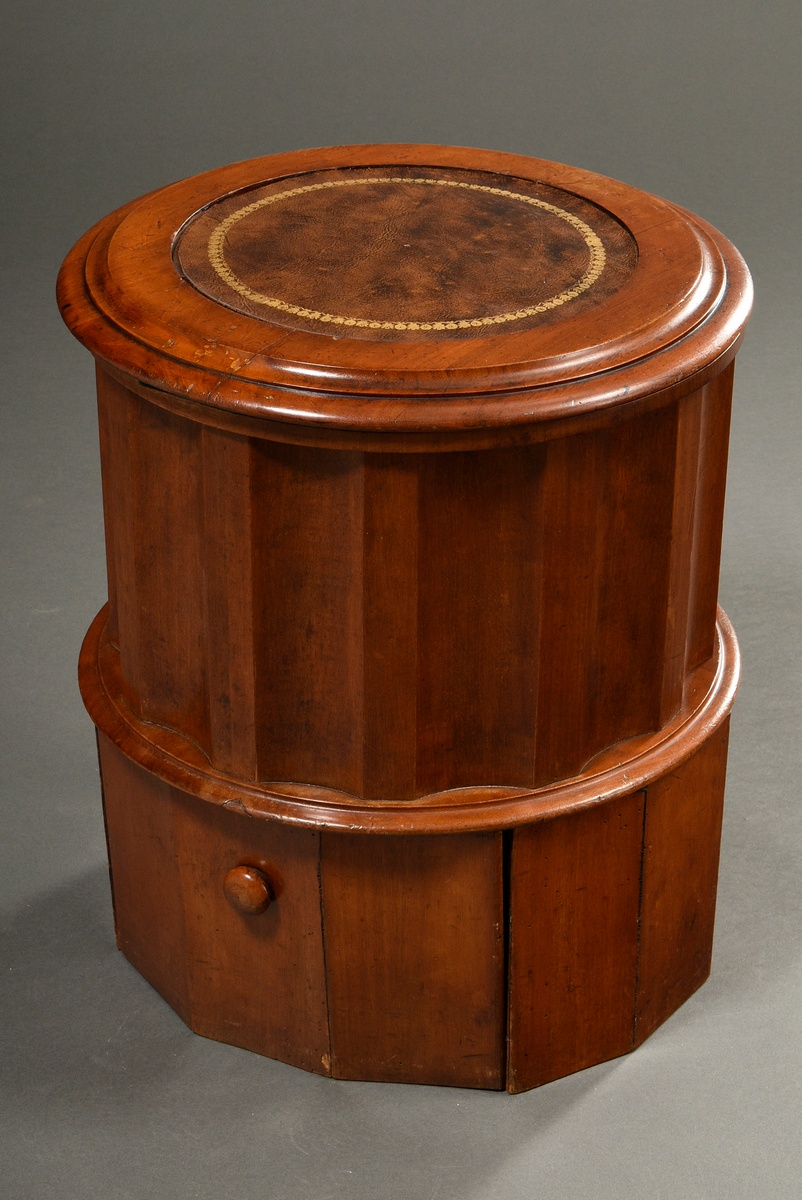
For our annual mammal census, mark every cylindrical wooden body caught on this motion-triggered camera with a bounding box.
[59,144,751,1091]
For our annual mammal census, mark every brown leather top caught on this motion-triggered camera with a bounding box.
[174,166,637,343]
[58,144,752,433]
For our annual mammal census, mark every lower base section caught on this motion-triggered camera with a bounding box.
[83,605,738,1092]
[95,715,730,1092]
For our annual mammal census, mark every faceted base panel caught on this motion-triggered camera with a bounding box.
[95,717,730,1093]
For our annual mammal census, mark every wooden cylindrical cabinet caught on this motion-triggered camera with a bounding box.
[59,144,752,1092]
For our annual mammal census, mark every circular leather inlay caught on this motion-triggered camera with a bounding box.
[175,166,637,342]
[63,145,746,413]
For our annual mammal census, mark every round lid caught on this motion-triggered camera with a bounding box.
[58,144,752,433]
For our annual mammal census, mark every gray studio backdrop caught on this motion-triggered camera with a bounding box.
[2,2,800,1198]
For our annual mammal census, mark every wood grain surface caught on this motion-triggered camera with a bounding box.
[321,832,504,1087]
[97,732,191,1025]
[634,720,731,1044]
[64,145,751,1091]
[507,724,733,1091]
[507,793,645,1092]
[98,734,330,1074]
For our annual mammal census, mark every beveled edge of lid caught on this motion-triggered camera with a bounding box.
[58,144,753,433]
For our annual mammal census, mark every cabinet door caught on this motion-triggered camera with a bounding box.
[508,793,644,1092]
[99,734,330,1074]
[321,831,505,1088]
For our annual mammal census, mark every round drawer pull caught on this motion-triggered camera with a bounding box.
[223,865,273,915]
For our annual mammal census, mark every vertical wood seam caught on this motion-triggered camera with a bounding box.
[632,787,649,1048]
[411,462,419,798]
[248,438,263,780]
[168,782,195,1027]
[501,827,513,1091]
[530,451,546,787]
[247,436,259,778]
[360,454,367,798]
[685,388,707,675]
[587,434,613,758]
[201,428,259,777]
[317,834,335,1077]
[96,729,119,942]
[362,452,418,800]
[686,364,734,675]
[356,455,366,799]
[199,428,214,774]
[659,395,701,723]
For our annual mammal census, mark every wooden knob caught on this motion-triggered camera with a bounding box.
[223,865,273,915]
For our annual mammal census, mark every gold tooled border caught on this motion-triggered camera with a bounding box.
[206,176,607,331]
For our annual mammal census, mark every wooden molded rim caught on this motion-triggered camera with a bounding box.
[57,144,753,430]
[92,337,743,453]
[79,605,740,835]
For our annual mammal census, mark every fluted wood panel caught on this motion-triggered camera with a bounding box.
[416,447,543,794]
[95,365,121,646]
[507,792,644,1092]
[97,731,191,1023]
[361,454,419,800]
[659,387,705,722]
[97,367,209,752]
[533,405,678,784]
[635,720,730,1044]
[200,428,258,778]
[686,364,735,673]
[95,368,735,800]
[250,441,364,793]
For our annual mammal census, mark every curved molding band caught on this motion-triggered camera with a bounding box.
[79,605,740,835]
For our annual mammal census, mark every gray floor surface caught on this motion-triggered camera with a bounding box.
[2,2,800,1197]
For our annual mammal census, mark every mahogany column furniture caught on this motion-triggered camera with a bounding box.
[58,144,752,1092]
